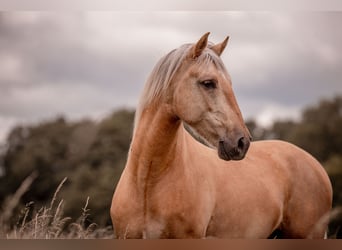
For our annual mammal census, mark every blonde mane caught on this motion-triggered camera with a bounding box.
[133,42,228,134]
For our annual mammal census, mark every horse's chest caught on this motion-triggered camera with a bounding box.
[112,167,213,238]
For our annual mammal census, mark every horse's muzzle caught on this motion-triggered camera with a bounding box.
[218,136,250,161]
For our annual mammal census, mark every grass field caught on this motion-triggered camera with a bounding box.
[0,174,113,239]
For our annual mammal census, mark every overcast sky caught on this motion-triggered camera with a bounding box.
[0,11,341,143]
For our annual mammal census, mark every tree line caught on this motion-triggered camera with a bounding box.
[0,96,341,236]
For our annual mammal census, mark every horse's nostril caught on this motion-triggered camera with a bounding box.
[238,137,245,150]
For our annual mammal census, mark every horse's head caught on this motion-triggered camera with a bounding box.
[171,32,251,161]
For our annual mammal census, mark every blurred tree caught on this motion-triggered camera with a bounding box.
[85,109,134,169]
[289,97,339,162]
[0,109,135,227]
[0,117,72,204]
[60,109,135,225]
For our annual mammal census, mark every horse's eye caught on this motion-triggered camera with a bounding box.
[200,80,217,89]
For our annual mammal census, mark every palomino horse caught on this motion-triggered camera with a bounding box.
[111,33,332,238]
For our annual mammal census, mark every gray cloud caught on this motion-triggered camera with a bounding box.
[0,11,341,141]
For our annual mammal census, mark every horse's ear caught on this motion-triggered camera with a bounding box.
[189,32,210,59]
[210,36,229,56]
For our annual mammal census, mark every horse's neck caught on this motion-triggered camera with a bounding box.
[128,103,183,183]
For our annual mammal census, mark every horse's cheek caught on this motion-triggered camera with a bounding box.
[173,90,196,122]
[177,101,203,124]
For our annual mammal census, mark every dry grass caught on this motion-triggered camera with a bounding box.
[0,173,113,239]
